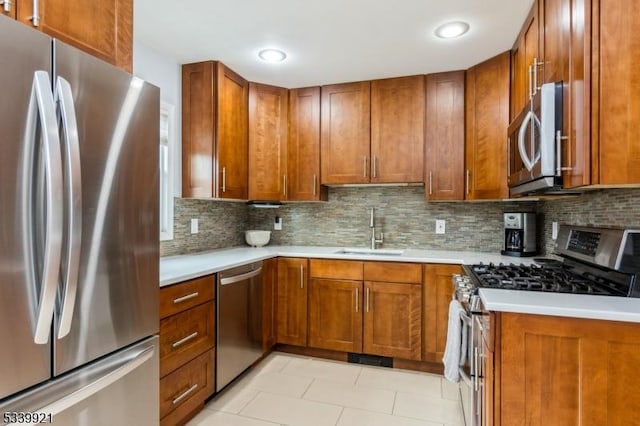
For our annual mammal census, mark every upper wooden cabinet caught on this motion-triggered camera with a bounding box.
[465,51,510,200]
[15,0,132,71]
[288,87,327,201]
[248,82,288,200]
[510,2,540,120]
[425,72,465,201]
[370,76,425,183]
[2,0,16,18]
[182,61,249,199]
[321,81,371,184]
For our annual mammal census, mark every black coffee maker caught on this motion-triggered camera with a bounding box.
[501,212,537,257]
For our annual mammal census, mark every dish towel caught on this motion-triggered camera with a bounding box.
[443,299,465,382]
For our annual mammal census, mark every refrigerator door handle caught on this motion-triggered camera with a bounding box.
[55,76,82,340]
[4,346,155,426]
[26,71,63,345]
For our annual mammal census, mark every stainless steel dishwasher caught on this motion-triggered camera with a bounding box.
[216,261,263,392]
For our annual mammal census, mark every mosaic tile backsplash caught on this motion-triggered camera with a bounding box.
[249,186,536,252]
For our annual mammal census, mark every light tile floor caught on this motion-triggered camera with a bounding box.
[188,352,464,426]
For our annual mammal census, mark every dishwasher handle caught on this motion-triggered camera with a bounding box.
[220,267,263,285]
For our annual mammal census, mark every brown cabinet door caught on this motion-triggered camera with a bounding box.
[510,3,540,120]
[594,0,640,185]
[216,63,248,199]
[262,258,278,353]
[320,81,371,184]
[276,258,308,346]
[288,87,327,201]
[248,83,288,200]
[363,281,422,361]
[2,0,16,18]
[425,72,465,201]
[539,0,569,86]
[308,279,363,353]
[465,52,510,200]
[370,76,424,183]
[18,0,132,71]
[500,313,640,425]
[423,264,461,363]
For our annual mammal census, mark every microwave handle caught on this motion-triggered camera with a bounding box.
[518,110,535,171]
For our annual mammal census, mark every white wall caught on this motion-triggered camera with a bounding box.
[133,40,182,197]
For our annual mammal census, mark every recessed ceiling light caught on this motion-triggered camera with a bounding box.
[258,49,287,63]
[434,21,470,39]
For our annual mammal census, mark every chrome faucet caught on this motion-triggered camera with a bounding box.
[370,208,384,250]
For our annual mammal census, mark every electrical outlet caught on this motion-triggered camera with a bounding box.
[552,221,559,240]
[190,218,199,234]
[274,216,283,231]
[435,219,446,234]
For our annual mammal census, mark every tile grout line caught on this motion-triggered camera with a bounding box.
[300,377,315,399]
[334,406,345,426]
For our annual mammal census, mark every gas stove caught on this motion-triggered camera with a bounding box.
[455,226,640,301]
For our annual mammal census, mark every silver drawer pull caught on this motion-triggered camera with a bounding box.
[172,383,199,405]
[173,292,199,304]
[172,332,199,348]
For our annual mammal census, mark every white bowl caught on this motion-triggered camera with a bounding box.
[245,230,271,247]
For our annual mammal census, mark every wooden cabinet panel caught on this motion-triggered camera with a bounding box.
[160,349,215,424]
[510,3,539,120]
[308,279,363,353]
[310,259,363,280]
[423,264,461,363]
[288,87,327,201]
[181,62,215,198]
[500,313,640,425]
[262,258,277,353]
[363,262,421,284]
[465,52,510,200]
[595,0,640,184]
[160,275,215,319]
[370,76,424,183]
[159,302,215,378]
[539,0,569,86]
[18,0,132,71]
[276,257,308,346]
[2,0,16,18]
[216,63,249,199]
[425,71,465,201]
[363,281,422,360]
[320,81,371,184]
[248,82,288,200]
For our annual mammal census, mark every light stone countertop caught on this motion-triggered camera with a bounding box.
[159,245,534,287]
[479,288,640,323]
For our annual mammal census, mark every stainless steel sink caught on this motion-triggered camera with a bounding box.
[334,248,405,256]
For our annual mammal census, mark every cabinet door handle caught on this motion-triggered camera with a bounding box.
[373,156,378,178]
[30,0,40,26]
[173,292,199,304]
[532,58,543,96]
[363,156,368,177]
[221,167,226,193]
[355,288,359,313]
[365,287,370,313]
[1,0,11,13]
[172,383,199,405]
[555,130,571,175]
[528,64,533,99]
[283,175,287,198]
[299,264,304,289]
[172,331,199,348]
[429,171,433,195]
[313,174,317,196]
[465,170,470,195]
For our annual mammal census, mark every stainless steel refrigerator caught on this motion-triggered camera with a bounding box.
[0,15,159,425]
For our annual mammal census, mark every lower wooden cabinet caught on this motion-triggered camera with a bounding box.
[262,258,278,353]
[423,264,462,363]
[159,275,215,425]
[498,313,640,425]
[306,260,422,361]
[276,257,308,346]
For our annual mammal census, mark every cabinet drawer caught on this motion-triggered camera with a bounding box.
[364,262,422,283]
[160,302,215,377]
[160,275,215,319]
[160,349,215,421]
[310,259,363,280]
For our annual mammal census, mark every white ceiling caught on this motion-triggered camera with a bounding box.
[134,0,533,88]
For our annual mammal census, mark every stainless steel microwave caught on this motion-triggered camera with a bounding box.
[507,82,563,195]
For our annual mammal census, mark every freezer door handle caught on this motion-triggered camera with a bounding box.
[55,76,82,340]
[25,71,63,345]
[4,346,156,426]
